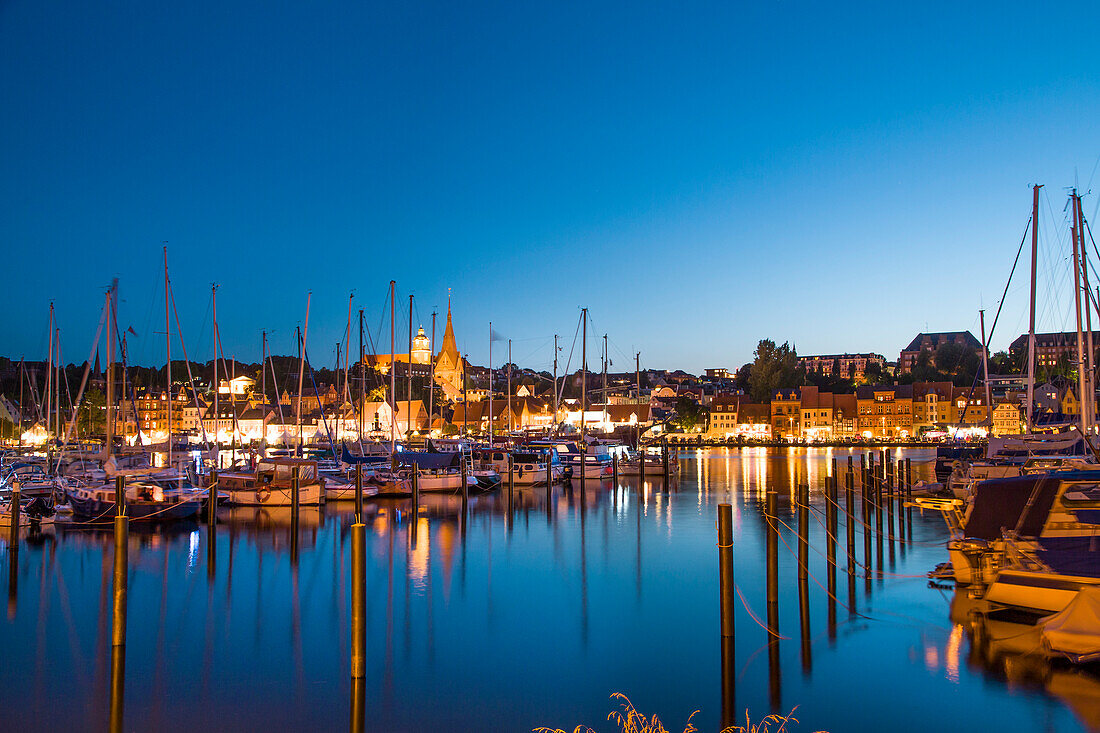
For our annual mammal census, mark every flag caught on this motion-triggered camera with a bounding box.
[490,326,506,343]
[126,326,138,337]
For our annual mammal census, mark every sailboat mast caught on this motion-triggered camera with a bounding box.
[507,338,512,434]
[1071,190,1088,436]
[429,311,436,438]
[1027,184,1041,429]
[106,284,115,459]
[345,293,353,403]
[603,334,608,431]
[358,308,364,440]
[46,303,53,439]
[979,309,993,429]
[296,293,311,455]
[581,308,587,439]
[1079,193,1096,432]
[18,357,24,447]
[55,328,61,440]
[407,294,414,415]
[212,284,219,464]
[488,322,493,448]
[389,280,396,451]
[54,328,60,440]
[261,330,267,445]
[164,246,172,468]
[552,334,558,437]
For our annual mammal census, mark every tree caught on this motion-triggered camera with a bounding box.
[672,395,706,432]
[79,387,107,436]
[747,339,799,402]
[734,363,753,391]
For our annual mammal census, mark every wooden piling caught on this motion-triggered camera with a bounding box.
[796,481,813,666]
[207,469,218,526]
[411,465,420,508]
[8,483,19,547]
[291,466,300,526]
[845,467,855,568]
[718,504,735,639]
[461,455,468,497]
[109,642,125,733]
[765,489,781,708]
[639,442,646,483]
[766,490,778,608]
[612,452,619,485]
[6,543,15,620]
[112,514,128,647]
[350,676,365,733]
[797,484,808,582]
[354,464,363,523]
[896,459,905,542]
[350,520,366,679]
[508,455,515,499]
[861,462,872,580]
[720,635,736,732]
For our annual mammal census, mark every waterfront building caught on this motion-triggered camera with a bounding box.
[707,395,740,436]
[992,400,1024,436]
[911,381,954,434]
[798,386,834,440]
[771,388,801,439]
[898,331,982,373]
[797,353,885,382]
[832,393,858,437]
[856,385,913,438]
[951,386,990,436]
[1008,331,1100,371]
[605,403,652,431]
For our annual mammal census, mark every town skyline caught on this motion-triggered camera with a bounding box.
[3,2,1100,371]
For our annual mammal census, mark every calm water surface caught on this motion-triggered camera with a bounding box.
[2,448,1097,732]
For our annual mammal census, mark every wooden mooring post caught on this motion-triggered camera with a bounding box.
[717,503,735,639]
[350,516,366,679]
[719,501,737,729]
[765,488,781,709]
[797,482,812,673]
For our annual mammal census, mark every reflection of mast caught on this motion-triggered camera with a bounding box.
[580,483,588,646]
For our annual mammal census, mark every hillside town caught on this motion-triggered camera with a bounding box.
[4,317,1097,447]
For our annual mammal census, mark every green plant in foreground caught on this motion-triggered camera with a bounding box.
[534,693,823,733]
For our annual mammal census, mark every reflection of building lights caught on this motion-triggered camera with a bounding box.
[188,529,200,568]
[945,625,962,683]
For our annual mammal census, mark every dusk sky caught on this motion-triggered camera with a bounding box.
[3,1,1100,374]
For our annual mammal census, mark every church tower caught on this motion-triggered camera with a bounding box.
[434,299,465,400]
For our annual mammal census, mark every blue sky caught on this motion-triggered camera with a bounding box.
[3,1,1100,374]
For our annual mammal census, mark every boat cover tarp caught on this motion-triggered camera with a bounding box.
[340,442,390,464]
[1036,537,1100,579]
[988,433,1085,459]
[394,452,460,470]
[1042,587,1100,658]
[963,475,1059,539]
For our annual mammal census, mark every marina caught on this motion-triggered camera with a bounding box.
[1,447,1097,731]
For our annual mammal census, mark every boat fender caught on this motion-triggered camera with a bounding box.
[257,486,271,503]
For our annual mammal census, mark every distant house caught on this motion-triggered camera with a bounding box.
[771,388,801,439]
[898,331,982,373]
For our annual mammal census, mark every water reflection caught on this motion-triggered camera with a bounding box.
[0,447,1094,732]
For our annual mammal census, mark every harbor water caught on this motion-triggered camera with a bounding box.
[1,447,1096,732]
